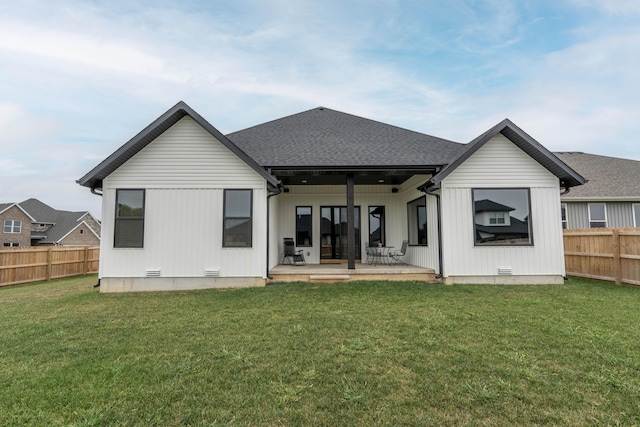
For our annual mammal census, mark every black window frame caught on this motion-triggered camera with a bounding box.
[295,206,312,247]
[472,187,533,247]
[114,189,146,249]
[407,196,427,246]
[368,206,386,247]
[223,189,253,248]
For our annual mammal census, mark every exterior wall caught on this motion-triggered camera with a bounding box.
[440,134,565,282]
[100,116,268,288]
[58,223,101,246]
[0,206,31,247]
[564,201,638,229]
[79,213,102,238]
[271,175,440,272]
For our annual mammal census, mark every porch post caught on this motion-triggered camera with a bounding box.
[346,173,356,269]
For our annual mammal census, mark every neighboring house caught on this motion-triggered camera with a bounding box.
[78,101,585,292]
[554,152,640,229]
[0,203,33,247]
[0,199,101,247]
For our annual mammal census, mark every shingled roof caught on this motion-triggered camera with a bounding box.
[18,199,97,244]
[554,152,640,199]
[227,107,465,168]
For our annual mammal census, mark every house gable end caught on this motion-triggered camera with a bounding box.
[77,101,278,190]
[426,119,585,190]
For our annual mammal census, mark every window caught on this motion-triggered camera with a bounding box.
[634,204,640,227]
[561,204,568,229]
[407,196,427,246]
[223,189,252,247]
[114,189,145,248]
[589,203,607,228]
[3,220,21,233]
[3,242,19,247]
[296,206,312,246]
[473,188,532,246]
[368,206,385,246]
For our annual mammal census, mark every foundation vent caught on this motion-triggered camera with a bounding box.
[205,269,220,277]
[146,269,161,277]
[497,267,513,275]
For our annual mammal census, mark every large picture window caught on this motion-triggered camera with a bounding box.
[368,206,385,246]
[296,206,312,247]
[473,188,532,246]
[407,196,427,246]
[223,189,252,247]
[589,203,607,228]
[3,220,21,233]
[115,189,145,248]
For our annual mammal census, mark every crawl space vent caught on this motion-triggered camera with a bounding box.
[145,269,161,277]
[497,267,513,275]
[205,269,220,277]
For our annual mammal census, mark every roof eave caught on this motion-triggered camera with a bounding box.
[77,101,279,189]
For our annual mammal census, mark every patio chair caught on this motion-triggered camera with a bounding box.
[365,242,374,264]
[389,240,408,265]
[282,238,306,265]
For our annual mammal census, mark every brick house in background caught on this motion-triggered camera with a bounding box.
[0,203,33,247]
[0,199,101,247]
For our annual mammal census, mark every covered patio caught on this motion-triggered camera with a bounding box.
[268,262,438,284]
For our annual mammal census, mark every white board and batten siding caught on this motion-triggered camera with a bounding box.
[101,116,268,289]
[440,134,565,283]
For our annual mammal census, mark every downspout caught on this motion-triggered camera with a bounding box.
[266,181,283,280]
[90,181,102,288]
[420,185,443,280]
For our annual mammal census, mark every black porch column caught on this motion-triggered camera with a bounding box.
[346,173,356,269]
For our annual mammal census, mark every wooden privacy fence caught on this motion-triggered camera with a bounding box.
[0,246,99,287]
[563,228,640,286]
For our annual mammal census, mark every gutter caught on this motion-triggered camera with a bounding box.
[419,181,443,279]
[266,181,283,280]
[90,181,103,197]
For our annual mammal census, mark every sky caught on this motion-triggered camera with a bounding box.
[1,0,639,219]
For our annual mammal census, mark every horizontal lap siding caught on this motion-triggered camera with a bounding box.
[101,116,267,279]
[441,135,564,278]
[105,116,264,188]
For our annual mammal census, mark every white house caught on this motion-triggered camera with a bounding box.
[78,101,585,292]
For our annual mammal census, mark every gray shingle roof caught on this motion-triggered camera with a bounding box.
[18,198,92,244]
[0,203,14,214]
[227,107,465,168]
[554,152,640,199]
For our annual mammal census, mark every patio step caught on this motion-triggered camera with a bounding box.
[309,274,351,282]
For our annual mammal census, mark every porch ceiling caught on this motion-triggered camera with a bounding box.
[271,167,437,186]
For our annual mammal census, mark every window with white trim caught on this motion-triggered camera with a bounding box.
[3,220,21,233]
[3,242,19,247]
[633,204,640,227]
[561,204,568,229]
[588,203,607,228]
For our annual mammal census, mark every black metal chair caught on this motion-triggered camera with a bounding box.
[389,240,408,264]
[282,238,306,265]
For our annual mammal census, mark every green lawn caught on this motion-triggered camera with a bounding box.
[1,276,639,426]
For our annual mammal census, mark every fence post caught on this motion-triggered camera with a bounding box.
[612,229,621,285]
[46,246,53,281]
[83,246,89,275]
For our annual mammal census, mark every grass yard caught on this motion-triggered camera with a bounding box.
[1,276,639,426]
